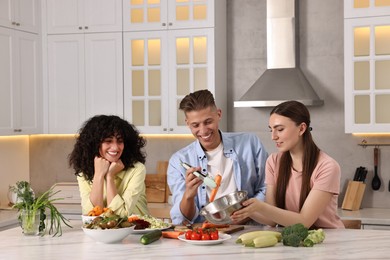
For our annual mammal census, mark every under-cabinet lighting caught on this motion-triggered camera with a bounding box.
[352,133,390,137]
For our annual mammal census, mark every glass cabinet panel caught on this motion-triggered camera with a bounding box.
[132,40,144,65]
[148,39,161,65]
[132,70,144,96]
[194,68,207,91]
[132,100,144,125]
[193,36,207,64]
[354,61,370,90]
[354,27,370,56]
[376,95,390,123]
[354,95,370,124]
[177,68,190,95]
[176,38,190,64]
[148,70,161,95]
[375,61,390,89]
[375,25,390,55]
[149,100,161,125]
[375,0,390,7]
[354,0,369,8]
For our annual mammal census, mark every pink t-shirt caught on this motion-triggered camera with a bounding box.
[266,151,344,229]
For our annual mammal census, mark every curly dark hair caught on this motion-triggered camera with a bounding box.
[68,115,146,182]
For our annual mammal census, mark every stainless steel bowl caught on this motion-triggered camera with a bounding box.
[199,191,248,224]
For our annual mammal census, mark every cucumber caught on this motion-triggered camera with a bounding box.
[140,230,163,245]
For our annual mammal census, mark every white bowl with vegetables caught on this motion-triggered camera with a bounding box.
[82,226,135,243]
[82,211,135,243]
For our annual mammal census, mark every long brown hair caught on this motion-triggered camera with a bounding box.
[271,101,320,210]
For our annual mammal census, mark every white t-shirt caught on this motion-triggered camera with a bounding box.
[205,142,237,200]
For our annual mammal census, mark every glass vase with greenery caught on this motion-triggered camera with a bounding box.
[10,181,72,236]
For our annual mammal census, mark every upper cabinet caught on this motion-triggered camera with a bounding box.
[123,0,214,31]
[0,0,40,33]
[344,0,390,133]
[46,0,122,34]
[344,0,390,18]
[47,33,123,134]
[0,27,42,135]
[0,0,41,136]
[122,0,226,134]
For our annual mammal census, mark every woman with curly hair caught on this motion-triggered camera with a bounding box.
[69,115,149,217]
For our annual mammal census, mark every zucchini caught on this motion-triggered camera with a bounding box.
[140,230,163,245]
[236,230,281,244]
[245,235,278,248]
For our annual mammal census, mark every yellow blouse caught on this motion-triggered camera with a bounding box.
[77,161,149,217]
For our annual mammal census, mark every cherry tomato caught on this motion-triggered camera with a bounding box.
[185,230,192,240]
[210,230,219,240]
[201,233,211,240]
[190,231,201,240]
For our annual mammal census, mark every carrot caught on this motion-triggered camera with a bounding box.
[128,215,140,222]
[162,231,184,239]
[201,221,229,229]
[87,205,104,216]
[209,174,222,202]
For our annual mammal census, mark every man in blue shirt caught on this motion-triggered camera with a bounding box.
[167,90,268,225]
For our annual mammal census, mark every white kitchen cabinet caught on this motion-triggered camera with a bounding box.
[123,0,226,134]
[47,33,123,134]
[344,2,390,133]
[0,0,40,33]
[344,0,390,18]
[0,27,42,135]
[46,0,122,34]
[123,0,214,32]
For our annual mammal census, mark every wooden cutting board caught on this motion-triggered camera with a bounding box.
[174,224,245,234]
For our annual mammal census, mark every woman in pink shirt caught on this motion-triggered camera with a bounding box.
[232,101,344,228]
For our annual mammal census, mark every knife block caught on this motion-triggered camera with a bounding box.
[342,181,366,211]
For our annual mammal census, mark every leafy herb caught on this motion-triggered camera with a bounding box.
[10,181,72,236]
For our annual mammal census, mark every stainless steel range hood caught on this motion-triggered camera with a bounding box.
[234,0,324,108]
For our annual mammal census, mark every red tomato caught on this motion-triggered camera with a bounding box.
[185,230,192,240]
[210,230,219,240]
[190,231,201,240]
[201,233,211,240]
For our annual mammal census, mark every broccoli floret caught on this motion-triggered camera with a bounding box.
[282,233,302,247]
[303,228,326,247]
[281,223,309,247]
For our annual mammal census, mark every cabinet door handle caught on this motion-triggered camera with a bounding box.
[78,26,83,30]
[168,22,172,26]
[163,128,167,131]
[84,26,88,29]
[14,129,22,132]
[162,23,166,26]
[16,22,20,26]
[169,128,173,131]
[12,21,16,25]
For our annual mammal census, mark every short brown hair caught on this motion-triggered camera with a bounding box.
[179,89,216,113]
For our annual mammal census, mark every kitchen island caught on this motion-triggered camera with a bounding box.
[1,220,390,259]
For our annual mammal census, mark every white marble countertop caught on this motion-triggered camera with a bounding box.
[0,209,18,231]
[338,208,390,225]
[1,220,390,259]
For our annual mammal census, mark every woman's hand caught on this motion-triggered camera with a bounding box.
[94,156,110,178]
[107,159,125,178]
[231,198,263,223]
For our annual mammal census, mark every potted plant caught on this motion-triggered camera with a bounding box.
[9,181,72,236]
